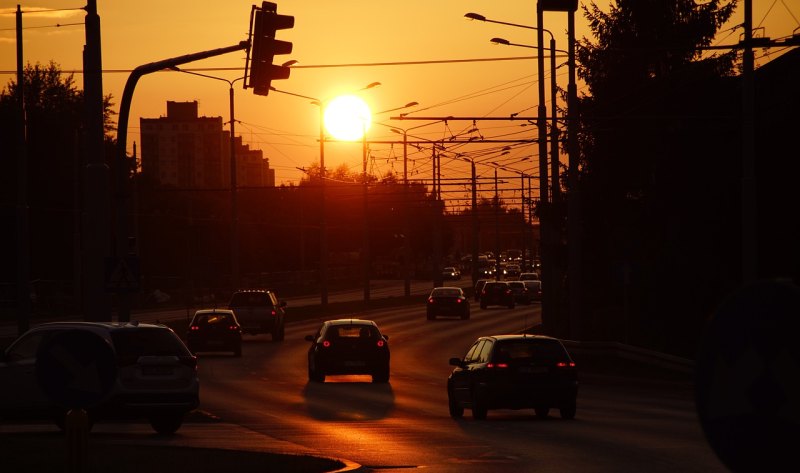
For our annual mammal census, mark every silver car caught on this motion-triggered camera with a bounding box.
[0,321,199,434]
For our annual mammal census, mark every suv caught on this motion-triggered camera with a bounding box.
[480,281,516,309]
[228,289,286,341]
[186,309,242,357]
[0,321,199,434]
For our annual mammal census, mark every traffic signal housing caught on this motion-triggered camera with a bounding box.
[247,2,294,96]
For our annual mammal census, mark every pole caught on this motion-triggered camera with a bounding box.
[549,36,561,207]
[229,84,240,290]
[15,5,30,334]
[402,131,411,296]
[320,108,329,305]
[83,0,112,322]
[433,147,443,288]
[471,161,479,284]
[536,3,552,335]
[520,173,526,270]
[494,168,500,280]
[742,0,757,282]
[566,8,582,340]
[363,123,370,302]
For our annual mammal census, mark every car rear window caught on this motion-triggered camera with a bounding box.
[229,292,271,307]
[433,288,461,297]
[111,328,191,358]
[329,325,378,339]
[194,313,235,326]
[493,339,569,364]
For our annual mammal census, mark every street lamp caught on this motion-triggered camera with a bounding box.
[170,67,246,291]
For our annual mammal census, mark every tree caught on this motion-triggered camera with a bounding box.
[574,1,740,354]
[0,61,116,313]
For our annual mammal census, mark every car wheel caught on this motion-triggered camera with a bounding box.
[508,303,515,309]
[308,361,325,383]
[149,413,184,435]
[372,369,390,383]
[54,409,95,432]
[472,393,488,420]
[233,344,242,357]
[272,324,285,342]
[427,313,435,320]
[448,391,464,418]
[480,303,487,310]
[560,403,577,420]
[535,407,550,418]
[461,310,470,320]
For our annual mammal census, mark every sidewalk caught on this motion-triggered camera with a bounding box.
[1,415,364,473]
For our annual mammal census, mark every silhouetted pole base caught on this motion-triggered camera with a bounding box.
[66,408,89,473]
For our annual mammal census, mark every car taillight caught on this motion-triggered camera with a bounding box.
[322,340,331,348]
[456,298,462,303]
[428,297,435,304]
[556,361,576,368]
[487,362,508,369]
[228,325,239,331]
[377,340,385,348]
[190,325,200,331]
[506,289,512,295]
[271,310,277,316]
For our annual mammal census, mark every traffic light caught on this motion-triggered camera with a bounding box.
[247,2,294,96]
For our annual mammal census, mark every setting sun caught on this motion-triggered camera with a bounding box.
[323,95,371,141]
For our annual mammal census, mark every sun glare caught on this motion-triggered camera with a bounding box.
[324,95,371,141]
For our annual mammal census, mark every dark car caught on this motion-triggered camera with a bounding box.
[523,280,542,302]
[507,281,532,305]
[447,334,578,420]
[427,287,470,320]
[442,266,461,280]
[0,322,199,434]
[480,281,515,309]
[186,309,242,357]
[305,319,390,383]
[473,279,492,302]
[519,272,540,282]
[228,289,286,341]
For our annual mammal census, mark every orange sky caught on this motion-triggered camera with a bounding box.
[2,1,798,203]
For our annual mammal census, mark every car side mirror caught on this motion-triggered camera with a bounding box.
[304,335,315,342]
[449,357,464,367]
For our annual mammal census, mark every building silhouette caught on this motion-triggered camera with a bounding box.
[139,101,275,189]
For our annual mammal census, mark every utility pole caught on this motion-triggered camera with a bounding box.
[15,5,30,335]
[741,0,757,283]
[83,0,111,322]
[471,161,479,285]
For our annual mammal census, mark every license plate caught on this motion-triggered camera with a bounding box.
[343,361,366,367]
[142,366,173,376]
[519,366,548,374]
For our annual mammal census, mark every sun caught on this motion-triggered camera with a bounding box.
[324,95,371,141]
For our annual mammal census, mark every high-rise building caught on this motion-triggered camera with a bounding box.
[140,101,274,189]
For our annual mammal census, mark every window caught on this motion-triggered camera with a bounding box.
[477,340,494,363]
[464,340,485,363]
[4,331,49,362]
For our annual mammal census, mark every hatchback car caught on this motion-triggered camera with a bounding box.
[473,279,492,302]
[305,319,390,383]
[480,281,515,309]
[0,321,199,434]
[186,309,242,357]
[427,287,470,320]
[447,334,578,420]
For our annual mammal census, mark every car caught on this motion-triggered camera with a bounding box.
[507,281,532,305]
[228,289,286,341]
[480,281,515,309]
[442,266,461,280]
[519,272,540,282]
[304,319,390,383]
[427,287,470,320]
[0,321,199,434]
[186,309,242,357]
[473,279,492,302]
[447,334,578,420]
[523,280,543,302]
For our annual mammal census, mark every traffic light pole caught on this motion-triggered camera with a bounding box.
[115,41,249,321]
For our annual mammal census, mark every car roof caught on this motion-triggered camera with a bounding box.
[32,321,167,331]
[484,334,560,342]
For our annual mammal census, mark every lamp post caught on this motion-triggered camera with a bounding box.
[171,67,246,292]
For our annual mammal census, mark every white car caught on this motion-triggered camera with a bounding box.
[0,321,199,434]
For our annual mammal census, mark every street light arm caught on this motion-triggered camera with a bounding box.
[465,12,553,40]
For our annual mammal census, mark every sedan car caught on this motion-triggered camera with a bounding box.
[523,280,543,302]
[305,319,390,383]
[186,309,242,357]
[0,322,199,434]
[473,279,492,302]
[447,334,578,420]
[427,287,470,320]
[480,281,515,309]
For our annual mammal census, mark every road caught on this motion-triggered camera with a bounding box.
[193,303,724,473]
